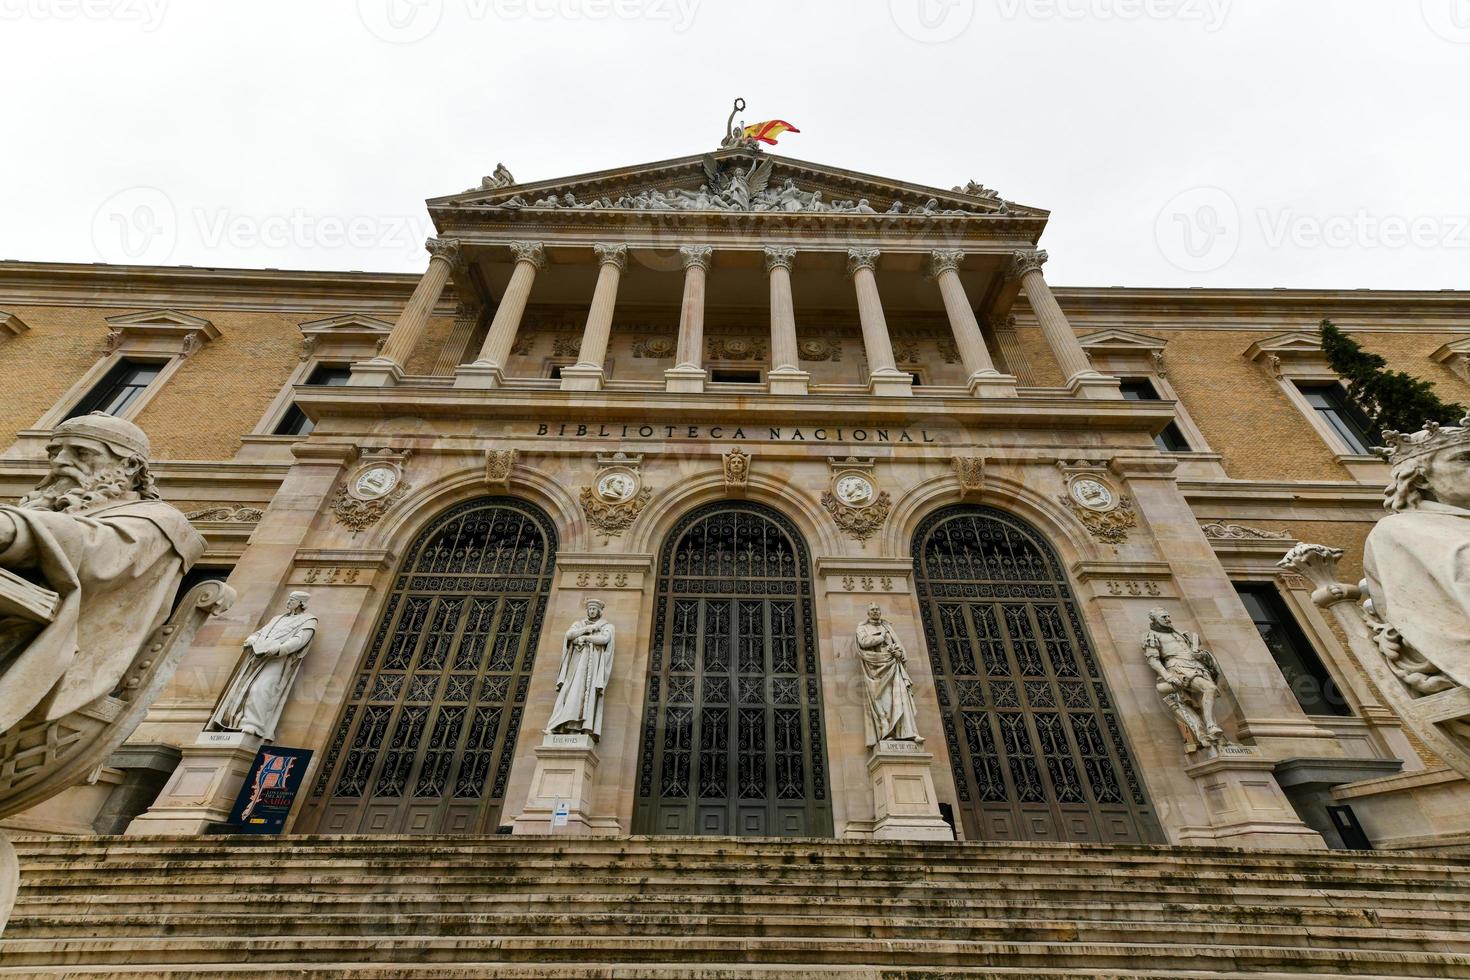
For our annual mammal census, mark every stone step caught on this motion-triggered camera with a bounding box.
[7,910,1467,955]
[5,934,1470,976]
[15,871,1470,913]
[12,891,1453,930]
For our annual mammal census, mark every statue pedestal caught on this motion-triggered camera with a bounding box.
[512,733,620,836]
[866,741,953,842]
[1177,745,1327,850]
[124,731,262,836]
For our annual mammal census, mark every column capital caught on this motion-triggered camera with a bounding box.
[593,243,628,271]
[425,237,462,265]
[928,249,965,279]
[1005,248,1049,281]
[680,244,713,272]
[508,240,548,271]
[763,245,796,273]
[846,247,881,277]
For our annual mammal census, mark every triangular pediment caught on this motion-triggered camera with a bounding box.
[1078,329,1168,353]
[1244,331,1323,364]
[298,313,393,336]
[105,309,216,334]
[429,150,1046,221]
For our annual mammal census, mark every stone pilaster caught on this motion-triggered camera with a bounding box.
[847,248,911,397]
[666,245,711,393]
[929,250,1015,397]
[1006,249,1117,398]
[764,246,809,395]
[456,241,546,389]
[561,243,628,391]
[353,237,459,386]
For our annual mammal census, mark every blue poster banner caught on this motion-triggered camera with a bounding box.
[222,745,313,834]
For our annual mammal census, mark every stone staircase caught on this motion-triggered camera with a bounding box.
[4,835,1470,978]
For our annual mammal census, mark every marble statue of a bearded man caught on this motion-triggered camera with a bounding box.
[1143,607,1224,751]
[208,591,317,741]
[0,413,204,732]
[1364,415,1470,689]
[855,604,922,748]
[545,598,615,740]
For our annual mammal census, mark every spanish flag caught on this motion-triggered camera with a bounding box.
[743,120,800,146]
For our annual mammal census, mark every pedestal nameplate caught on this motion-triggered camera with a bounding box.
[195,730,257,749]
[545,733,595,750]
[876,739,924,755]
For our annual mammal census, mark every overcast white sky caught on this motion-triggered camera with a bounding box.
[2,0,1468,290]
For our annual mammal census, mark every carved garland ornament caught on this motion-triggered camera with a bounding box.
[1201,521,1293,540]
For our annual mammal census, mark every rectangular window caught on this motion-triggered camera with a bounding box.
[65,358,165,420]
[710,368,762,384]
[1234,583,1351,716]
[1119,378,1192,452]
[272,363,352,437]
[1295,382,1377,454]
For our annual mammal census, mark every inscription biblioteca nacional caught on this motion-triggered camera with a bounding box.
[533,423,939,443]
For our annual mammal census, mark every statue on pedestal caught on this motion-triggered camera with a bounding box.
[1143,608,1225,753]
[545,598,615,741]
[1364,415,1470,689]
[855,604,922,748]
[207,591,317,741]
[0,413,205,732]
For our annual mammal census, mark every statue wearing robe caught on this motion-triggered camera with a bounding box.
[208,592,317,741]
[855,606,922,747]
[1364,420,1470,691]
[545,600,615,740]
[0,414,204,733]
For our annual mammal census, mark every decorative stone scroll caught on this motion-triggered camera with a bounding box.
[485,449,518,489]
[332,450,411,533]
[1201,522,1293,540]
[185,505,264,524]
[952,457,984,496]
[580,452,651,538]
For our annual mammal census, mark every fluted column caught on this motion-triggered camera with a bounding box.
[666,245,711,393]
[929,250,1015,397]
[1006,249,1118,398]
[764,246,809,395]
[455,241,546,389]
[354,237,459,386]
[847,248,911,397]
[561,243,627,391]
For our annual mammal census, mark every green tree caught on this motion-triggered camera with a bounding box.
[1318,319,1465,437]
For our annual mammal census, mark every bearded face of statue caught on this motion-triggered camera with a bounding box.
[21,435,143,513]
[1425,445,1470,511]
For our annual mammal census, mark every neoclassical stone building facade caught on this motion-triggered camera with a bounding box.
[3,146,1469,851]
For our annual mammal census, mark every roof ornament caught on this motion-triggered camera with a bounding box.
[720,98,758,151]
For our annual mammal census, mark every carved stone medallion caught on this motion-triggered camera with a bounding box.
[822,458,890,542]
[707,337,766,361]
[723,447,751,491]
[580,453,651,537]
[333,450,412,533]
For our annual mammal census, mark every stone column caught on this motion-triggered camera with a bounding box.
[431,302,481,376]
[1006,249,1118,399]
[665,245,711,393]
[561,244,627,391]
[847,248,911,397]
[455,241,546,389]
[929,250,1016,397]
[353,237,459,386]
[764,246,810,395]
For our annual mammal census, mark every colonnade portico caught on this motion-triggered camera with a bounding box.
[357,237,1116,398]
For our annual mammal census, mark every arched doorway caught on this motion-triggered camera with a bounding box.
[912,505,1162,843]
[298,497,557,834]
[633,501,832,836]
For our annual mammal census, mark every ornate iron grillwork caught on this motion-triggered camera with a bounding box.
[299,497,556,835]
[913,505,1160,843]
[634,502,832,837]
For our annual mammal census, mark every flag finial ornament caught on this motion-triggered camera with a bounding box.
[720,98,800,151]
